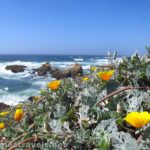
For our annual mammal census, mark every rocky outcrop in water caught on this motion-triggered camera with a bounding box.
[33,63,52,76]
[33,63,83,79]
[51,64,83,79]
[5,62,83,79]
[5,65,27,73]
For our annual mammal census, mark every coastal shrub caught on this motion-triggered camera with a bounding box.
[0,52,150,149]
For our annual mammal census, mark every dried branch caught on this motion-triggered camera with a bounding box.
[8,136,38,150]
[9,133,25,145]
[96,86,150,106]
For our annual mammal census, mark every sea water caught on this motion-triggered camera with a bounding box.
[0,54,114,105]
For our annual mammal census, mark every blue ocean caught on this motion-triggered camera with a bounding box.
[0,54,111,105]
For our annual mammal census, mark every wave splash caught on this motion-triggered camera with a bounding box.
[0,57,112,105]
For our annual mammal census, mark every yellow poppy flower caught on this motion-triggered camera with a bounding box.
[14,108,24,121]
[0,123,5,129]
[124,111,150,128]
[97,70,114,81]
[48,80,61,90]
[82,77,89,81]
[91,66,97,71]
[0,111,10,117]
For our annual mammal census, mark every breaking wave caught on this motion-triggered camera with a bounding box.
[0,56,116,105]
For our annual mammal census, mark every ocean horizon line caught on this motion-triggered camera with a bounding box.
[0,53,125,57]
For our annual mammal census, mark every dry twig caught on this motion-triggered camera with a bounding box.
[96,86,150,106]
[8,136,38,150]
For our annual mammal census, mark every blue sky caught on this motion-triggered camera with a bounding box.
[0,0,150,55]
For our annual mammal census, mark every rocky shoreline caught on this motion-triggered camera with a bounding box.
[1,62,112,109]
[0,63,83,109]
[5,62,83,79]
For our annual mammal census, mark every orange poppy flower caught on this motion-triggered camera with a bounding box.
[48,80,61,90]
[14,108,24,121]
[0,123,5,129]
[97,70,114,81]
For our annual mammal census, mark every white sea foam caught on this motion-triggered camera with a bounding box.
[74,58,84,61]
[51,59,109,69]
[0,58,111,105]
[50,61,74,68]
[0,59,110,78]
[32,76,52,87]
[0,94,28,105]
[0,88,41,105]
[0,61,44,79]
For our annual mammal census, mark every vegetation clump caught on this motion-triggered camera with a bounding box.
[0,48,150,150]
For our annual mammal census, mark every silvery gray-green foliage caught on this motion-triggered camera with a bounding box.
[90,119,118,149]
[76,128,91,143]
[77,105,90,128]
[111,132,139,150]
[142,124,150,140]
[146,63,150,79]
[142,90,150,111]
[139,125,150,150]
[89,105,110,122]
[115,52,150,86]
[91,129,110,149]
[94,119,118,134]
[125,90,144,112]
[117,90,150,112]
[53,104,66,118]
[140,141,150,150]
[78,105,89,120]
[80,87,99,107]
[91,119,140,150]
[50,119,62,132]
[40,139,64,150]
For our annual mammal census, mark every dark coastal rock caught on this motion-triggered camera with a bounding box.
[51,69,64,79]
[32,63,83,79]
[0,103,10,111]
[33,63,52,76]
[51,64,83,79]
[6,65,26,73]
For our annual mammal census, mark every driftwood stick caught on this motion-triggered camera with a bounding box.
[96,86,150,106]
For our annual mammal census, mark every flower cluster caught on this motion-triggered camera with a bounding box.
[0,52,150,149]
[0,108,23,129]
